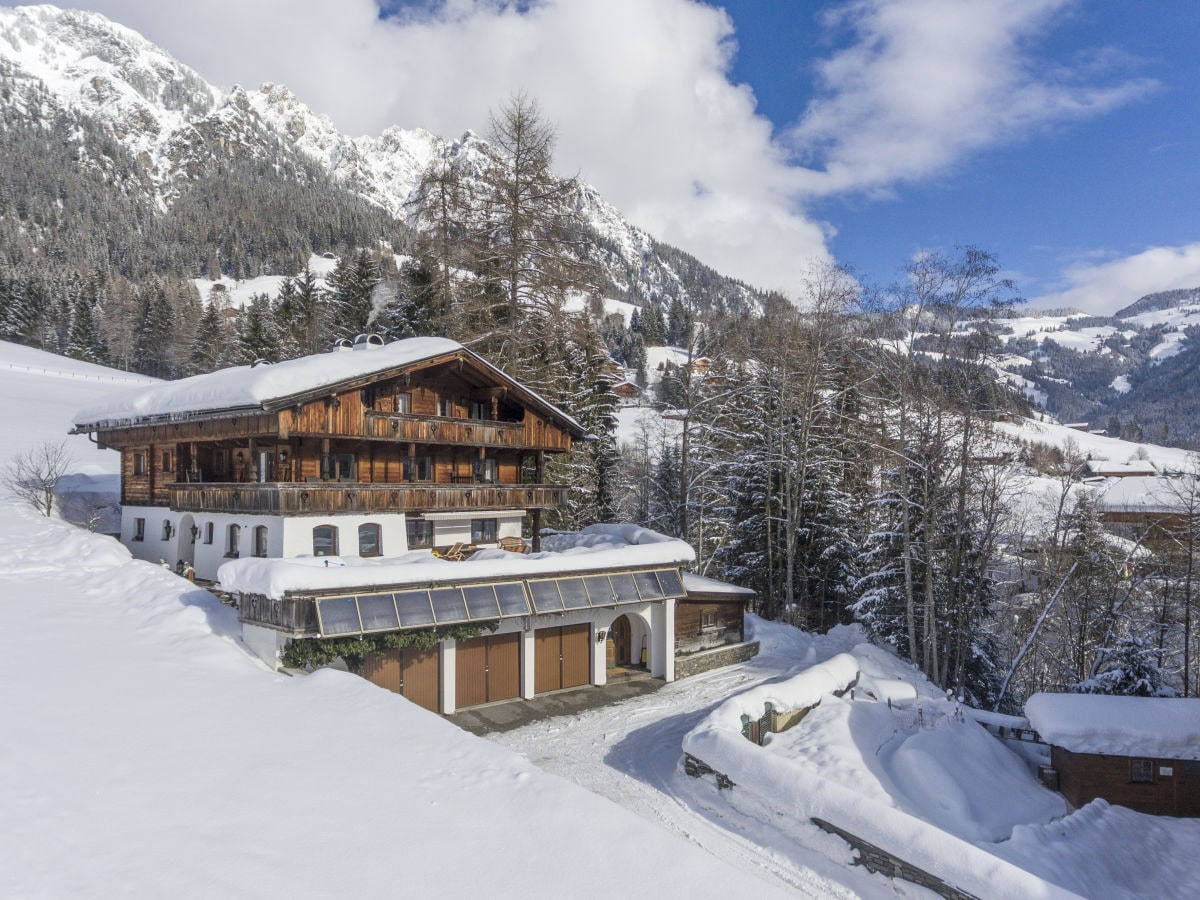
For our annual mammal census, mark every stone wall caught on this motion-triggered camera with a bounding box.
[675,640,759,679]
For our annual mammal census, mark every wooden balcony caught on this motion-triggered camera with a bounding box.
[166,482,567,516]
[364,412,571,451]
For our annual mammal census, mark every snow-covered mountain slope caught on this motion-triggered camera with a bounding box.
[0,5,761,314]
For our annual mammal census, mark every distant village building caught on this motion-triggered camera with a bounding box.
[611,379,642,405]
[1026,693,1200,817]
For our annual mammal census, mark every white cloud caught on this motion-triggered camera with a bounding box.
[788,0,1157,196]
[1031,244,1200,315]
[83,0,1154,300]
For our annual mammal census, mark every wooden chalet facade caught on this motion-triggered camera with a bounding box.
[1026,693,1200,817]
[72,337,587,581]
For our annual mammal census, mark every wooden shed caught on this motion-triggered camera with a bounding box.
[1025,693,1200,817]
[674,572,754,654]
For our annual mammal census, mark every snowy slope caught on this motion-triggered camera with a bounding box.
[1,346,798,898]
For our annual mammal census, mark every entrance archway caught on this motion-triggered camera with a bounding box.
[607,614,633,668]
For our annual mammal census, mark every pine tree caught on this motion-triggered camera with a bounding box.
[327,250,381,340]
[187,300,230,374]
[237,292,280,363]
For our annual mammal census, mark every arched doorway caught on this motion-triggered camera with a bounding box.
[607,614,633,668]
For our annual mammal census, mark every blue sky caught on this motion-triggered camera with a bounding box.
[89,0,1200,313]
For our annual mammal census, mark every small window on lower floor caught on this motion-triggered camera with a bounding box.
[133,517,146,542]
[701,610,717,629]
[406,519,434,550]
[313,524,338,557]
[358,523,382,557]
[226,524,241,558]
[253,525,269,558]
[1131,758,1155,784]
[471,518,498,544]
[204,522,214,545]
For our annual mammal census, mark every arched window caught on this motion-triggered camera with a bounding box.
[204,522,214,544]
[313,524,338,557]
[226,524,241,558]
[253,525,269,558]
[358,523,382,557]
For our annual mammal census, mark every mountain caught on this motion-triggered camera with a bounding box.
[0,5,765,315]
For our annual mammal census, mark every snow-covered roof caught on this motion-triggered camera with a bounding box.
[682,572,756,597]
[72,337,585,435]
[1085,461,1156,476]
[1095,474,1197,515]
[1025,693,1200,760]
[219,524,694,600]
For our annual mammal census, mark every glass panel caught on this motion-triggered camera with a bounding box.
[357,594,399,632]
[463,584,500,620]
[584,575,615,606]
[656,569,685,597]
[394,590,435,628]
[494,582,530,617]
[429,587,468,624]
[317,596,360,636]
[528,579,563,613]
[557,578,589,609]
[358,524,381,557]
[609,573,639,603]
[634,571,665,600]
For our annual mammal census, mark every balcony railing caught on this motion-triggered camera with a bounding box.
[364,412,571,451]
[166,482,567,515]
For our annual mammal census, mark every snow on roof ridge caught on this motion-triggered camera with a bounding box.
[72,337,583,435]
[1025,692,1200,760]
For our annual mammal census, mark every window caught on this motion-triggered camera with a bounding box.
[204,522,214,545]
[437,398,452,417]
[161,449,173,473]
[406,519,435,550]
[701,610,717,629]
[253,525,269,558]
[313,524,339,557]
[335,453,355,482]
[226,524,241,558]
[161,520,173,541]
[1131,758,1155,784]
[396,391,412,414]
[133,452,147,476]
[474,457,497,483]
[358,523,382,557]
[133,517,145,542]
[469,400,488,420]
[404,456,433,482]
[471,518,498,544]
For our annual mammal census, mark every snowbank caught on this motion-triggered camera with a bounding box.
[683,653,1079,899]
[220,524,694,599]
[1025,693,1200,759]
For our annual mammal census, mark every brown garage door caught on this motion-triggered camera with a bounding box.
[456,633,520,708]
[362,647,441,712]
[534,624,591,693]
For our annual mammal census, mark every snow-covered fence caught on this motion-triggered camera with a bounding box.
[0,361,155,385]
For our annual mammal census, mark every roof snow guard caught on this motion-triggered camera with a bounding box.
[313,568,685,638]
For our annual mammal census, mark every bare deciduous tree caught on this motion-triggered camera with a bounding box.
[2,440,72,516]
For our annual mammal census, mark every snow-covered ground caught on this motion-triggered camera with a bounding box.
[192,253,340,308]
[6,342,1200,898]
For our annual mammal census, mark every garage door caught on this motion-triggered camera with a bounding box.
[455,633,520,708]
[361,647,442,713]
[534,624,591,694]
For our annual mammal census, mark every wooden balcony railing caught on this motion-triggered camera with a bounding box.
[166,482,567,515]
[364,412,571,451]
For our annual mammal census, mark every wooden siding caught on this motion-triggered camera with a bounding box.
[675,598,746,653]
[1052,746,1200,817]
[98,413,279,449]
[363,412,571,451]
[168,482,565,515]
[238,594,319,635]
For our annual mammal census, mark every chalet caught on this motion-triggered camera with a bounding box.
[675,573,753,654]
[72,336,587,582]
[1025,693,1200,817]
[72,337,757,712]
[611,379,642,405]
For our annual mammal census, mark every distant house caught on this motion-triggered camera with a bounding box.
[611,379,642,405]
[1025,693,1200,817]
[1085,461,1156,478]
